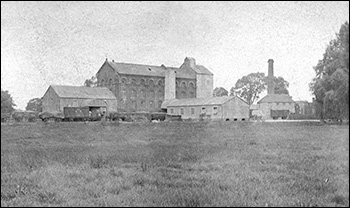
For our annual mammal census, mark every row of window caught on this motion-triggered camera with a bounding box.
[100,77,196,88]
[120,89,164,99]
[170,106,219,115]
[120,99,163,109]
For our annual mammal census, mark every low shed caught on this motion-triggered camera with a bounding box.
[161,96,249,121]
[42,85,118,114]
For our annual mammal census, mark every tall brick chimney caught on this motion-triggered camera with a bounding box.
[267,59,274,95]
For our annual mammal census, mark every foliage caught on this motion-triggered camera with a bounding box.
[1,89,16,114]
[213,87,228,97]
[25,98,43,113]
[230,72,266,105]
[272,76,289,94]
[84,75,98,87]
[230,73,290,105]
[309,22,349,120]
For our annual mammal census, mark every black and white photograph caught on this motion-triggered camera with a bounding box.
[1,1,349,207]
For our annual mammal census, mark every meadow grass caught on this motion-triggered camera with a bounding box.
[1,120,349,207]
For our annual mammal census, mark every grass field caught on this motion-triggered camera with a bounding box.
[1,120,349,207]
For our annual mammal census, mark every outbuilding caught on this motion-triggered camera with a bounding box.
[161,96,249,121]
[42,85,118,114]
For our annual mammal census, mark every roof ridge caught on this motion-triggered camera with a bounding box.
[108,61,179,69]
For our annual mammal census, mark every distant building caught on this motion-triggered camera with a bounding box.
[255,59,295,120]
[42,85,118,115]
[161,96,249,121]
[96,57,213,112]
[295,100,315,115]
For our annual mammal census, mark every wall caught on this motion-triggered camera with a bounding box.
[167,105,223,120]
[196,74,213,98]
[222,97,249,120]
[59,98,117,113]
[165,69,176,100]
[42,87,61,113]
[259,102,296,119]
[97,62,196,112]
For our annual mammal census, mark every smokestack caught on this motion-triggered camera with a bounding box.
[267,59,274,94]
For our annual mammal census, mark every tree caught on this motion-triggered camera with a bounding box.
[231,73,290,105]
[272,76,289,94]
[84,75,97,87]
[213,87,228,97]
[25,97,42,112]
[1,89,16,114]
[230,72,266,105]
[309,22,349,121]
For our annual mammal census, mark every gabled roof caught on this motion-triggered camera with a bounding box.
[257,94,295,104]
[161,96,246,108]
[179,63,213,75]
[104,61,196,79]
[50,85,117,99]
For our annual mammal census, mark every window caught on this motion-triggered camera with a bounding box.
[190,91,195,98]
[131,100,137,109]
[158,80,163,86]
[157,90,164,98]
[149,90,155,98]
[201,107,206,114]
[213,106,218,115]
[140,100,146,108]
[181,81,187,88]
[180,108,184,115]
[149,101,154,108]
[131,89,137,98]
[109,78,113,88]
[121,78,127,84]
[140,79,146,86]
[170,109,174,114]
[140,89,146,98]
[158,100,163,108]
[181,91,187,98]
[191,108,195,115]
[149,79,154,86]
[189,82,195,88]
[101,79,105,87]
[131,78,137,85]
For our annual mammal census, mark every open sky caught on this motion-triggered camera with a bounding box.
[1,1,349,110]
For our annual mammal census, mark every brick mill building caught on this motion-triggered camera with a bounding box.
[96,57,213,112]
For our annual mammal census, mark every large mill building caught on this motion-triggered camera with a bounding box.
[96,57,213,112]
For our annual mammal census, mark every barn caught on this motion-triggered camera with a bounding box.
[161,96,249,121]
[42,85,118,115]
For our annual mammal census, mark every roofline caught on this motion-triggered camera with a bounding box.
[58,97,117,99]
[167,103,224,107]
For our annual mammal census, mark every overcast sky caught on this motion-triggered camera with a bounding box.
[1,1,349,109]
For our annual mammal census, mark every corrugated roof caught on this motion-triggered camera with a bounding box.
[257,94,295,104]
[106,61,195,79]
[161,96,243,108]
[50,85,117,99]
